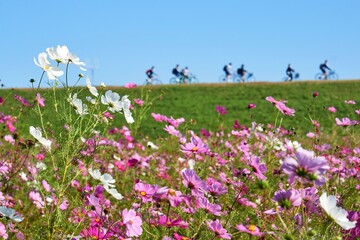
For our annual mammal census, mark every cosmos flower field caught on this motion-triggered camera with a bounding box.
[0,46,359,239]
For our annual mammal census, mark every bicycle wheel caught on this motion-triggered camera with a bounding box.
[314,73,323,80]
[170,77,180,84]
[151,78,162,85]
[189,77,199,84]
[282,77,289,82]
[219,74,226,83]
[328,72,339,80]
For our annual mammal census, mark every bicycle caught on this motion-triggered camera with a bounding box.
[236,73,255,83]
[144,77,162,85]
[170,74,199,84]
[314,70,339,80]
[218,73,240,83]
[282,72,300,82]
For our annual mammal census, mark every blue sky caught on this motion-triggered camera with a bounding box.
[0,0,359,88]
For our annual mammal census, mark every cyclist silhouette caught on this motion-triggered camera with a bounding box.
[172,64,181,78]
[223,63,232,82]
[237,64,247,82]
[146,66,155,83]
[319,60,331,79]
[180,67,190,83]
[286,64,295,81]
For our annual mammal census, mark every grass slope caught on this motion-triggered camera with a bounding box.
[1,80,359,141]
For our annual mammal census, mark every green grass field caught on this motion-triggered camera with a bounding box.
[1,79,359,141]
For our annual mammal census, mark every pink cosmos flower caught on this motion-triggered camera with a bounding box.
[207,219,231,239]
[181,169,207,196]
[158,215,188,228]
[306,132,315,138]
[216,105,227,115]
[237,198,257,209]
[247,103,256,109]
[29,191,45,209]
[41,180,51,192]
[345,100,356,104]
[103,112,114,120]
[273,188,302,208]
[14,94,31,107]
[59,199,69,211]
[122,208,143,237]
[281,147,329,185]
[236,224,264,236]
[355,109,360,115]
[80,226,113,239]
[180,132,209,156]
[124,82,137,88]
[206,181,227,196]
[166,116,185,128]
[265,96,295,116]
[35,93,45,107]
[328,106,336,113]
[345,211,360,239]
[336,117,359,127]
[248,155,267,180]
[133,98,144,106]
[151,113,166,122]
[164,125,181,137]
[134,182,157,203]
[195,197,222,216]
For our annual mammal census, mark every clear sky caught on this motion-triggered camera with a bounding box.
[0,0,359,88]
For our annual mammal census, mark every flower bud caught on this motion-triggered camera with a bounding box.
[313,92,318,98]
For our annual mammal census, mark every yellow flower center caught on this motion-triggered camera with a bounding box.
[44,65,50,70]
[140,191,146,196]
[191,147,198,152]
[248,224,257,232]
[168,189,176,196]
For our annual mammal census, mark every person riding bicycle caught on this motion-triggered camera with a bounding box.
[286,64,295,81]
[237,64,247,82]
[146,66,155,83]
[223,63,232,82]
[319,60,331,80]
[180,67,190,83]
[172,64,181,78]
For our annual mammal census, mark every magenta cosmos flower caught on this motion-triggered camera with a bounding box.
[122,208,143,237]
[247,103,256,109]
[208,219,231,239]
[236,224,264,237]
[216,105,227,115]
[281,147,329,185]
[328,106,336,113]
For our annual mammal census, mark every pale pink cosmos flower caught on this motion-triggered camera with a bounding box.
[345,100,356,104]
[35,93,45,107]
[335,117,359,127]
[133,98,144,106]
[122,208,143,237]
[273,188,302,208]
[180,132,209,156]
[195,197,222,216]
[265,96,295,116]
[207,219,231,239]
[134,182,157,203]
[281,147,329,185]
[59,199,69,210]
[306,132,316,138]
[355,109,360,115]
[328,106,336,113]
[41,180,51,192]
[236,224,264,237]
[0,222,8,239]
[164,125,181,137]
[29,191,45,209]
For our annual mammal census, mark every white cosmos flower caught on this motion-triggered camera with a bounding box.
[34,52,64,80]
[88,168,123,200]
[104,187,123,200]
[86,77,99,97]
[29,126,52,152]
[88,168,101,180]
[101,90,123,113]
[69,93,89,116]
[121,96,134,123]
[319,192,356,230]
[0,206,24,222]
[46,45,86,70]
